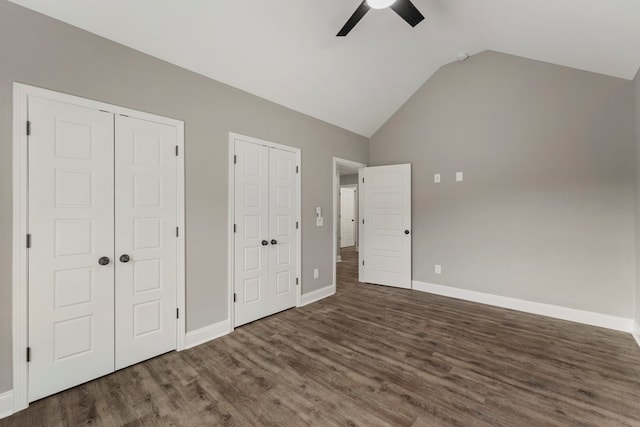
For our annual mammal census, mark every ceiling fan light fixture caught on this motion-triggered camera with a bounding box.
[366,0,397,10]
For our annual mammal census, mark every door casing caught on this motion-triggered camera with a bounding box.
[11,83,186,413]
[228,133,302,330]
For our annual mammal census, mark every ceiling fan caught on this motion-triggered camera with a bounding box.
[337,0,425,37]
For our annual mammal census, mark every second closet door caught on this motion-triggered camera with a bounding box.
[115,116,178,370]
[234,140,297,327]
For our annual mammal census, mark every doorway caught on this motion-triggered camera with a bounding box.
[332,157,366,288]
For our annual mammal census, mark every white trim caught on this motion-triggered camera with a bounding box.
[413,280,634,332]
[12,83,186,410]
[228,133,302,331]
[299,284,336,307]
[176,120,186,352]
[633,321,640,348]
[336,256,342,263]
[332,157,366,292]
[12,83,29,412]
[184,319,232,350]
[0,391,13,420]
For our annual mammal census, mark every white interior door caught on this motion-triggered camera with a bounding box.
[28,97,115,402]
[114,116,178,370]
[340,187,355,247]
[234,140,298,327]
[268,147,298,314]
[234,140,270,327]
[359,164,412,289]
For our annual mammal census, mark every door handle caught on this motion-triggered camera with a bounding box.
[261,240,269,246]
[404,230,410,235]
[271,239,278,245]
[119,254,131,263]
[98,256,110,266]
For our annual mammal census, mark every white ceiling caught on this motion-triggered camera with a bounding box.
[9,0,640,137]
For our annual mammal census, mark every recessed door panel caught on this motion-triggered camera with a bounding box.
[115,116,178,370]
[28,96,115,402]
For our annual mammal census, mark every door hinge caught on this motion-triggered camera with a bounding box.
[296,221,299,229]
[175,145,179,156]
[296,166,299,174]
[26,234,31,249]
[233,293,237,303]
[176,308,179,319]
[234,155,237,164]
[176,227,179,237]
[362,177,365,183]
[26,347,31,362]
[362,260,365,266]
[296,277,299,285]
[234,224,237,233]
[26,121,31,136]
[362,219,365,225]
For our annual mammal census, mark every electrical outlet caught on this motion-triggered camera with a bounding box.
[316,217,323,227]
[313,268,319,279]
[434,173,441,183]
[435,264,442,275]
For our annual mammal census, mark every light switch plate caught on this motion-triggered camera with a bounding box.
[434,174,441,183]
[456,172,463,182]
[316,217,324,227]
[435,264,442,274]
[313,268,319,279]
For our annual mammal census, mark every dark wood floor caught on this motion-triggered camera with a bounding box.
[3,246,640,426]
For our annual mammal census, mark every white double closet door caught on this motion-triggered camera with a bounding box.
[28,96,179,402]
[234,139,298,327]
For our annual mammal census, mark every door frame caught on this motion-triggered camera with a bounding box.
[332,157,367,289]
[227,133,302,330]
[11,83,186,412]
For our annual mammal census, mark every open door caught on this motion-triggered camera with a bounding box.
[359,164,411,289]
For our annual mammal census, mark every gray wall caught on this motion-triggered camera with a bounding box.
[370,51,636,318]
[635,69,640,327]
[0,1,368,393]
[340,174,359,185]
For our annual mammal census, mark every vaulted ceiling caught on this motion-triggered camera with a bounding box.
[8,0,640,136]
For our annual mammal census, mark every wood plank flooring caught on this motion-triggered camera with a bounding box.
[3,246,640,426]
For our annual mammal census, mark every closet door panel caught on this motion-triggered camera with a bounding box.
[234,140,270,327]
[268,148,298,312]
[114,116,178,370]
[28,97,115,402]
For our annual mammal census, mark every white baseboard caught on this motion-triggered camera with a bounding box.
[299,284,336,307]
[184,319,231,350]
[412,281,634,333]
[336,256,342,263]
[0,390,13,420]
[633,321,640,348]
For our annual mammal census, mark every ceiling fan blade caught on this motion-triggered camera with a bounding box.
[337,1,370,37]
[390,0,425,27]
